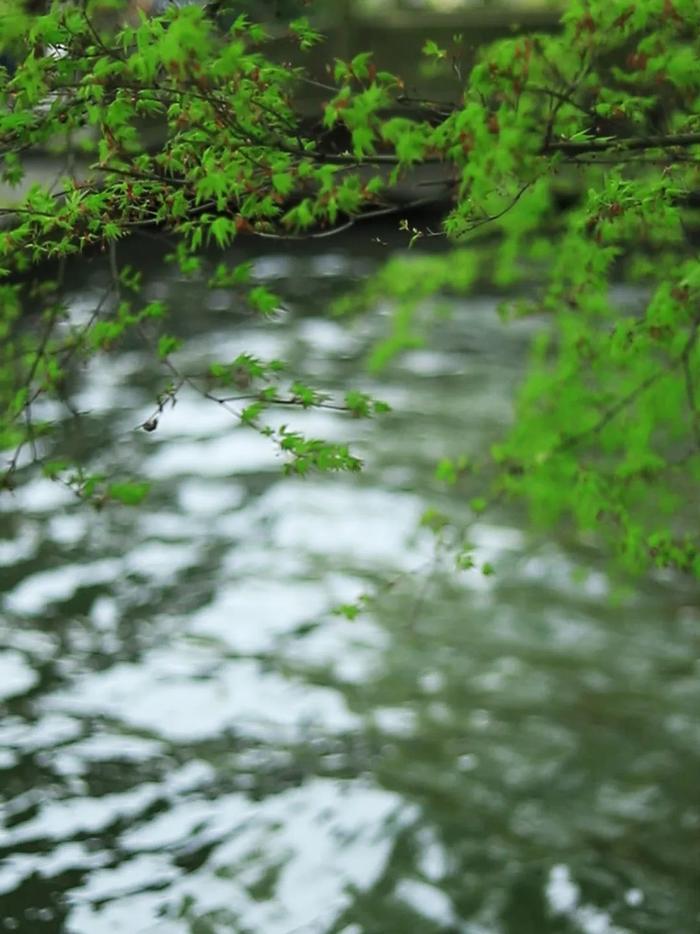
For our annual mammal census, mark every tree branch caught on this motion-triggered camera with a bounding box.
[545,132,700,156]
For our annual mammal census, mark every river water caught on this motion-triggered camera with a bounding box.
[0,231,699,933]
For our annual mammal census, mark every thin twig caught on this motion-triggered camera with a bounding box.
[250,195,441,241]
[425,180,535,239]
[547,132,700,156]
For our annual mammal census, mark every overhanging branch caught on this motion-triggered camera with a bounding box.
[545,132,700,156]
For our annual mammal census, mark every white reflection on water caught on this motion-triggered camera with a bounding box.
[4,559,121,615]
[0,476,74,512]
[0,524,40,564]
[68,779,411,934]
[0,713,80,756]
[0,843,111,898]
[0,650,38,700]
[297,316,358,354]
[47,648,360,742]
[71,352,145,415]
[252,482,429,567]
[6,783,164,846]
[181,325,287,363]
[191,579,331,652]
[177,478,245,515]
[281,609,387,684]
[395,878,457,926]
[124,540,201,583]
[250,255,295,280]
[546,865,632,934]
[144,430,279,477]
[56,732,166,767]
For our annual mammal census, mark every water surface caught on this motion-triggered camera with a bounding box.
[1,233,699,933]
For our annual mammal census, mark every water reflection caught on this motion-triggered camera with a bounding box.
[0,236,699,933]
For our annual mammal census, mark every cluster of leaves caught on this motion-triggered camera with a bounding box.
[340,0,700,578]
[0,0,393,493]
[1,0,699,578]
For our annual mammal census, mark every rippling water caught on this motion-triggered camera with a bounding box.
[1,234,699,933]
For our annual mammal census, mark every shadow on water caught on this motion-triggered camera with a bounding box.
[0,228,699,933]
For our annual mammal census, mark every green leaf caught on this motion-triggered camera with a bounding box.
[107,481,151,506]
[289,17,323,51]
[157,335,181,359]
[248,286,279,316]
[209,217,235,249]
[422,39,446,60]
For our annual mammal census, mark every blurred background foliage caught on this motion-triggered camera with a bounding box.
[239,0,563,16]
[0,0,563,41]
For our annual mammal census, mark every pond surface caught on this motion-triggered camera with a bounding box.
[1,231,699,933]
